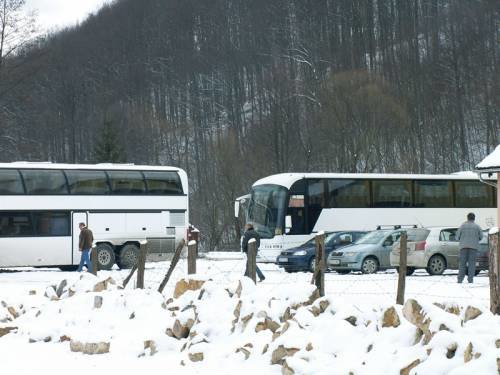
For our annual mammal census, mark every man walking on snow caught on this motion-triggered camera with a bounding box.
[77,222,94,272]
[242,222,265,282]
[456,213,483,284]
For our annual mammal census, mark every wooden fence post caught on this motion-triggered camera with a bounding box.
[311,232,325,297]
[396,232,408,305]
[246,239,257,283]
[136,240,148,289]
[90,248,97,275]
[122,265,137,288]
[158,239,186,293]
[489,231,500,315]
[188,240,197,275]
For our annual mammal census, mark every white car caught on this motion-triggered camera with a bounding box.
[390,227,489,275]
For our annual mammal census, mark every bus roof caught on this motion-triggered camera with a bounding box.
[253,172,496,189]
[0,162,184,172]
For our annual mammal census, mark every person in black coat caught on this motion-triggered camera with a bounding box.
[242,223,265,282]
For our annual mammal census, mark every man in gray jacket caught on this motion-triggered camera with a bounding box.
[456,213,483,283]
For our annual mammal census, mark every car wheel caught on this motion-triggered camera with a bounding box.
[336,270,350,275]
[309,257,316,273]
[94,243,115,270]
[117,244,139,269]
[59,265,78,272]
[361,257,379,274]
[396,267,415,276]
[426,255,446,275]
[284,268,295,273]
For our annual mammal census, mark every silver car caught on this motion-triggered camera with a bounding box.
[390,227,489,275]
[327,229,404,274]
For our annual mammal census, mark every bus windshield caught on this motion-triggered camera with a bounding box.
[247,184,287,238]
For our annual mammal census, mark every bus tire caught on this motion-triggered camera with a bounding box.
[95,243,115,270]
[426,255,446,275]
[117,244,139,269]
[361,257,379,274]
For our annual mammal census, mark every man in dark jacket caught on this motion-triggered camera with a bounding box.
[242,223,265,282]
[77,222,94,272]
[456,213,483,284]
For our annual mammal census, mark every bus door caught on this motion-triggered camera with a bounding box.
[72,212,88,265]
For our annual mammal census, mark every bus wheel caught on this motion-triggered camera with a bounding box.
[95,243,115,270]
[426,255,446,275]
[361,257,379,274]
[118,244,139,269]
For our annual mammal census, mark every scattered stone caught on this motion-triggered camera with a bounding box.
[236,347,251,360]
[367,344,373,353]
[413,328,424,345]
[403,299,434,344]
[496,339,500,348]
[262,344,269,354]
[29,290,36,295]
[231,300,243,332]
[256,318,280,333]
[70,340,110,355]
[400,359,420,375]
[94,296,103,309]
[0,326,17,337]
[59,335,71,342]
[173,279,205,298]
[93,281,107,293]
[306,343,313,351]
[463,306,482,323]
[282,359,295,375]
[464,342,473,363]
[55,279,68,298]
[271,345,300,365]
[382,306,401,328]
[7,306,19,319]
[281,307,293,322]
[273,321,290,341]
[144,340,157,356]
[345,316,357,326]
[446,343,457,359]
[129,312,135,319]
[433,302,460,315]
[234,281,243,298]
[171,319,194,339]
[474,352,481,359]
[188,352,204,362]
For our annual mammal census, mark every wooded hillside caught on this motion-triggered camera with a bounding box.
[0,0,498,249]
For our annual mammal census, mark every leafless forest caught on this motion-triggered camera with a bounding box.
[0,0,498,250]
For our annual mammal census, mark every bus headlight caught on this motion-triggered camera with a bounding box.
[294,250,307,256]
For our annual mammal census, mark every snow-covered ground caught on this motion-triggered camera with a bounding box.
[1,258,498,374]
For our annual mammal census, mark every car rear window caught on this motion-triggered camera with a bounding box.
[406,228,430,241]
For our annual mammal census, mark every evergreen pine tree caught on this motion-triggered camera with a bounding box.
[93,120,125,163]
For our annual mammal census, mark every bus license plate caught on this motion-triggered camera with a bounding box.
[279,257,288,262]
[330,259,340,265]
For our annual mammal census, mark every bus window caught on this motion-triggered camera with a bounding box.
[66,170,109,194]
[0,170,24,194]
[143,171,183,195]
[307,180,325,232]
[107,171,146,194]
[327,179,370,208]
[287,194,305,234]
[0,212,34,237]
[455,181,494,208]
[414,180,453,207]
[372,180,412,207]
[20,170,68,195]
[32,212,70,236]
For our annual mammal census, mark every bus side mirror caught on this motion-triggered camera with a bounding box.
[234,200,240,218]
[285,215,292,233]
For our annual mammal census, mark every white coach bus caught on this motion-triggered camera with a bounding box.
[0,162,189,270]
[235,173,497,262]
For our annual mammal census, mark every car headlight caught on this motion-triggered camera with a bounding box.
[294,250,307,256]
[343,252,357,257]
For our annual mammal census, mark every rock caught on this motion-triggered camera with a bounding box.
[433,302,460,315]
[271,345,300,365]
[94,296,103,309]
[474,352,481,359]
[231,300,243,333]
[93,281,107,293]
[496,339,500,348]
[281,307,294,322]
[272,321,290,341]
[446,343,457,359]
[173,279,205,298]
[463,306,482,323]
[171,319,194,339]
[256,318,280,333]
[236,347,251,360]
[306,343,313,351]
[0,326,17,337]
[262,344,269,354]
[367,344,373,353]
[345,316,357,326]
[413,328,424,345]
[70,340,110,354]
[464,342,473,363]
[188,352,204,362]
[402,299,433,343]
[400,359,420,375]
[44,286,58,300]
[7,306,19,319]
[29,290,36,295]
[282,359,295,375]
[59,335,71,342]
[382,306,401,328]
[144,340,157,356]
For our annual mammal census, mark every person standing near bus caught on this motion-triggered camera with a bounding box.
[242,223,265,282]
[78,222,94,272]
[456,213,483,284]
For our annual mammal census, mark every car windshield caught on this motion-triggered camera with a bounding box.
[303,232,337,246]
[406,228,430,242]
[355,230,391,244]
